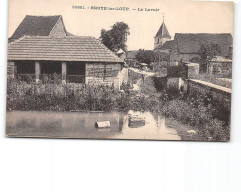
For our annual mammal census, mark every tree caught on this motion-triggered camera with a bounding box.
[198,43,221,73]
[136,49,155,65]
[100,22,130,52]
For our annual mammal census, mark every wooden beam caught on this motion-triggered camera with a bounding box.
[62,62,67,84]
[35,61,40,83]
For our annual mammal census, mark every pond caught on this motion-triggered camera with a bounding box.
[6,111,200,141]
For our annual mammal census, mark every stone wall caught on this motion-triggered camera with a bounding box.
[85,63,122,89]
[7,61,15,77]
[188,79,231,107]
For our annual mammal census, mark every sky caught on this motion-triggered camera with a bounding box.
[8,0,234,50]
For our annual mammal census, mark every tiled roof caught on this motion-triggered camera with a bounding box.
[157,40,174,50]
[126,50,154,59]
[126,50,139,59]
[175,33,233,56]
[9,15,65,42]
[155,22,171,38]
[8,36,123,63]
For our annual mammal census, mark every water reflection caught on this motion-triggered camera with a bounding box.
[6,110,198,140]
[113,111,181,140]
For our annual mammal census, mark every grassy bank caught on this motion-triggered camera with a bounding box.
[7,76,230,141]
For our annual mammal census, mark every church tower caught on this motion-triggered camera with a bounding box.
[154,16,171,50]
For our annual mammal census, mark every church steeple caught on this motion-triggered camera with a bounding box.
[154,15,171,50]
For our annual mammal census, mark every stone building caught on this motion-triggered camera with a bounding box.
[170,33,233,65]
[207,56,232,76]
[124,50,139,67]
[7,15,124,88]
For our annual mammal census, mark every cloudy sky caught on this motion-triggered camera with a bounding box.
[8,0,234,50]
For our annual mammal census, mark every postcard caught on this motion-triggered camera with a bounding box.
[6,0,233,141]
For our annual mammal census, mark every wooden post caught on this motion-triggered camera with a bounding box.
[8,61,16,78]
[35,61,40,83]
[62,62,67,84]
[85,63,88,84]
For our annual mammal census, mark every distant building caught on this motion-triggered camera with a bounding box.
[170,33,233,65]
[154,18,172,50]
[154,40,174,66]
[125,50,139,67]
[155,40,174,54]
[207,56,232,76]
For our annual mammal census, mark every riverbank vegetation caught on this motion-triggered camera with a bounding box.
[7,75,230,141]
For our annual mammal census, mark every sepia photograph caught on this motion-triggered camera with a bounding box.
[6,0,234,141]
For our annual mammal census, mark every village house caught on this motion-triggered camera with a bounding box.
[170,33,233,66]
[207,56,232,76]
[152,19,233,74]
[124,50,139,67]
[8,15,124,88]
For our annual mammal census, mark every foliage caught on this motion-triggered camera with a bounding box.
[7,75,230,141]
[100,22,130,52]
[161,95,230,141]
[136,49,155,65]
[41,73,62,84]
[140,77,157,95]
[198,43,222,73]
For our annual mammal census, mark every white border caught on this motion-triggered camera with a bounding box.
[1,0,241,194]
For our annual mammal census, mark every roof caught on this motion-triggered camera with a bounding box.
[155,22,171,38]
[8,36,123,63]
[156,40,174,50]
[9,15,67,42]
[174,33,233,56]
[126,50,139,59]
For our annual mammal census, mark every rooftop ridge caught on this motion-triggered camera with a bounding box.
[20,35,96,39]
[155,21,171,38]
[94,38,123,62]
